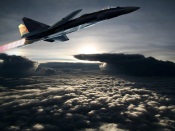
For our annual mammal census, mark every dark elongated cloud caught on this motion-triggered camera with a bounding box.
[74,54,175,76]
[0,53,56,77]
[0,53,38,77]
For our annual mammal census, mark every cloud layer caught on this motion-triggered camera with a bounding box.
[0,63,175,131]
[0,53,56,77]
[74,54,175,76]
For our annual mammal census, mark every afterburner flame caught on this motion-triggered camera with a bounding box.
[0,39,26,52]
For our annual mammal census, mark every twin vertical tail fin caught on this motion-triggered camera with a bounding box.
[18,17,50,38]
[0,18,50,52]
[0,22,36,52]
[22,17,50,32]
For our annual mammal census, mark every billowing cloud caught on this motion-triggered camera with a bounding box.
[0,64,174,130]
[0,53,56,77]
[74,54,175,76]
[0,53,38,77]
[36,66,56,76]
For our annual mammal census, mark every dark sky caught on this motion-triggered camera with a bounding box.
[0,0,175,62]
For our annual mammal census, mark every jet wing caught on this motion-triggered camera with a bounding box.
[49,9,83,30]
[44,35,69,42]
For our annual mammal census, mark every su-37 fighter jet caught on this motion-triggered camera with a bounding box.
[0,6,139,52]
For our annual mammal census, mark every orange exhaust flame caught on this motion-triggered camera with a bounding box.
[0,39,26,52]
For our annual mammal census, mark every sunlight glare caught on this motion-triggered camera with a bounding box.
[6,48,25,56]
[78,46,97,54]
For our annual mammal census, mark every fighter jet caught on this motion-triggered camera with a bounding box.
[0,6,139,52]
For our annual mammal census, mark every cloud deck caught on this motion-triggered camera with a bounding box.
[0,67,175,131]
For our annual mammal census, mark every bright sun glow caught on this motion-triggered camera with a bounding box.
[6,48,25,56]
[78,46,97,54]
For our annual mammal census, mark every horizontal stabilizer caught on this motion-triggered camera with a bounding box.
[49,9,83,30]
[44,35,69,42]
[22,17,50,32]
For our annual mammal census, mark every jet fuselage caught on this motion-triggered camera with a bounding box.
[0,6,140,53]
[26,6,139,41]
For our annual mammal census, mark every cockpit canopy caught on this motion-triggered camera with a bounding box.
[101,6,115,10]
[101,6,124,10]
[80,6,124,17]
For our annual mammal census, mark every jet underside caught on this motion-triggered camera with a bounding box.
[46,21,99,40]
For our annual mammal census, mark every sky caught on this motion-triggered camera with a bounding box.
[0,0,175,62]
